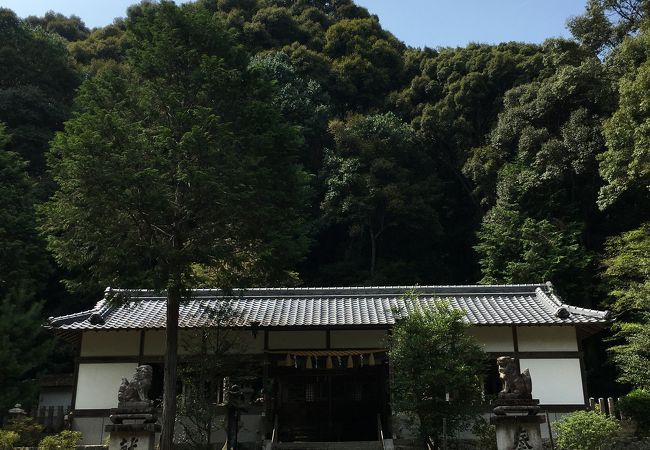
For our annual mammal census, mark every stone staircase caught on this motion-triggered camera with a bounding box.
[272,441,385,450]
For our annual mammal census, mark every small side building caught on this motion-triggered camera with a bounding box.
[47,283,609,446]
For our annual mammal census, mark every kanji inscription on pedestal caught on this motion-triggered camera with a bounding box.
[119,437,138,450]
[516,427,533,450]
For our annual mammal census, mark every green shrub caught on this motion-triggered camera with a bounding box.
[471,417,497,450]
[38,431,82,450]
[619,388,650,436]
[0,431,18,450]
[554,410,620,450]
[3,416,44,446]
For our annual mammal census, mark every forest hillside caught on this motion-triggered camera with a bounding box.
[2,0,650,408]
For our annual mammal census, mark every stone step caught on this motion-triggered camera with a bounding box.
[274,441,382,450]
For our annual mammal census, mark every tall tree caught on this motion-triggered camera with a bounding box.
[0,123,53,411]
[68,21,130,75]
[324,17,405,112]
[0,289,54,414]
[0,124,50,294]
[0,8,79,177]
[476,205,591,291]
[394,42,547,282]
[321,112,441,280]
[602,223,650,389]
[41,3,308,449]
[568,0,648,55]
[389,296,485,446]
[248,51,331,173]
[469,53,614,303]
[599,25,650,210]
[24,11,90,42]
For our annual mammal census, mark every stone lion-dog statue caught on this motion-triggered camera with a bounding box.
[497,356,532,399]
[118,364,153,403]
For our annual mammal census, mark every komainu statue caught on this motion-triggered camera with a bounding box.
[118,365,153,403]
[497,356,532,399]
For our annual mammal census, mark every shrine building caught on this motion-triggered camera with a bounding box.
[47,283,610,446]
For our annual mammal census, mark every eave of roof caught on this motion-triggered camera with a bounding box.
[46,283,611,340]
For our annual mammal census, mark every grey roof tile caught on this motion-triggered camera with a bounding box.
[47,283,610,331]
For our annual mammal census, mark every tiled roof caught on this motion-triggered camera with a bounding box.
[47,283,610,332]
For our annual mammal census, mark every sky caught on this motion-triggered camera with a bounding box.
[0,0,588,48]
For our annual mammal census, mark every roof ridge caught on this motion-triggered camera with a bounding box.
[107,283,550,298]
[534,286,567,317]
[47,308,95,327]
[535,286,611,321]
[562,302,611,320]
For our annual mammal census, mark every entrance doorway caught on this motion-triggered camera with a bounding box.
[274,365,389,442]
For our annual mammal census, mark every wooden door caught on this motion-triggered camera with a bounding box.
[276,366,387,442]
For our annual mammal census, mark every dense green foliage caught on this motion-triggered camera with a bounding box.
[0,291,54,415]
[41,3,311,448]
[0,8,79,176]
[389,298,485,443]
[321,112,441,280]
[553,409,621,450]
[471,53,613,303]
[568,0,648,55]
[3,0,650,415]
[0,124,55,412]
[42,3,308,293]
[37,430,82,450]
[0,431,18,450]
[3,417,45,447]
[602,224,650,389]
[470,418,497,450]
[618,389,650,435]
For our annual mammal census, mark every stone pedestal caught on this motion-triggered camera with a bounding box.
[105,401,160,450]
[490,413,545,450]
[105,423,161,450]
[109,402,158,424]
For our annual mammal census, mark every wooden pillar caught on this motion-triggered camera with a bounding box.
[511,326,521,373]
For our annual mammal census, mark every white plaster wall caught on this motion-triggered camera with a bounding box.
[227,330,264,354]
[330,330,388,348]
[517,326,578,352]
[147,329,199,355]
[73,417,108,445]
[143,330,165,355]
[145,329,265,355]
[467,326,514,352]
[519,358,584,405]
[80,331,140,357]
[268,330,326,349]
[75,363,138,409]
[178,329,264,354]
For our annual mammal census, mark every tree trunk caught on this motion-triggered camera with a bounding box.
[160,285,181,450]
[370,229,377,278]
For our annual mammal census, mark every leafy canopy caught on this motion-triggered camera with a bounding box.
[321,112,441,279]
[602,223,650,388]
[599,25,650,209]
[568,0,648,55]
[0,124,53,412]
[41,3,310,448]
[0,8,79,175]
[553,410,620,450]
[389,296,485,443]
[470,53,612,302]
[42,1,309,293]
